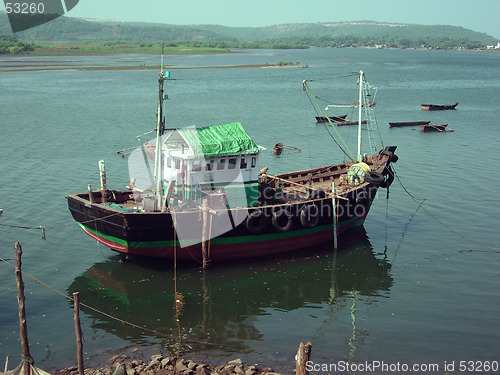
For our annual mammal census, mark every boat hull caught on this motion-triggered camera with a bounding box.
[67,147,397,262]
[421,102,458,110]
[420,124,449,132]
[389,121,430,127]
[68,187,374,261]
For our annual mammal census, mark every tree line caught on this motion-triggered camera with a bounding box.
[0,34,35,54]
[0,34,489,55]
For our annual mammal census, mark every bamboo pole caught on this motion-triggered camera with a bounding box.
[14,242,31,375]
[99,160,107,203]
[201,199,209,269]
[295,341,312,375]
[332,181,338,250]
[4,355,9,372]
[73,292,84,375]
[87,184,95,204]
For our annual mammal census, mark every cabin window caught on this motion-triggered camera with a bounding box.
[217,159,225,170]
[228,158,237,169]
[166,157,172,168]
[206,160,213,171]
[192,160,202,172]
[175,159,181,170]
[251,157,257,168]
[240,158,247,169]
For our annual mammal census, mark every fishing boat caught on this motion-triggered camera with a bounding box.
[420,123,453,132]
[421,102,458,110]
[66,69,397,263]
[315,115,348,123]
[389,120,431,128]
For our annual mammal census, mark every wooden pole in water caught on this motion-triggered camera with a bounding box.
[332,181,338,250]
[73,292,84,375]
[87,184,95,204]
[295,341,312,375]
[99,160,107,203]
[201,199,209,269]
[14,242,31,375]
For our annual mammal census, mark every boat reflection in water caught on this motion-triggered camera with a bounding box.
[68,228,392,366]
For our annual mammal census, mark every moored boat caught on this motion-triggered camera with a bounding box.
[273,143,283,155]
[420,123,452,132]
[315,114,348,123]
[66,69,397,263]
[336,120,368,126]
[421,102,458,110]
[389,120,431,127]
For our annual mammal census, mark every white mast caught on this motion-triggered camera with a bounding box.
[357,70,364,162]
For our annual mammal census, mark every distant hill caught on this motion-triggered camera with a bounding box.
[0,12,497,46]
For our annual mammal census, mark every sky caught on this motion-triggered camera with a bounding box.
[2,0,500,39]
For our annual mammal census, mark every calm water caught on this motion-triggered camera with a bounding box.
[1,48,500,373]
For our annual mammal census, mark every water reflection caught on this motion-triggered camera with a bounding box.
[68,228,392,358]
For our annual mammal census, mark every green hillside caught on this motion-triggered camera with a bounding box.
[0,12,497,52]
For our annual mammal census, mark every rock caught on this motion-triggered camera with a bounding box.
[244,366,258,375]
[187,361,198,370]
[195,366,211,375]
[227,359,243,367]
[175,360,192,374]
[112,364,126,375]
[160,357,173,368]
[150,354,163,363]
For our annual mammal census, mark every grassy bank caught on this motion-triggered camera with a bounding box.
[31,41,232,56]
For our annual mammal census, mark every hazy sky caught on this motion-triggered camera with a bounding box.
[2,0,500,39]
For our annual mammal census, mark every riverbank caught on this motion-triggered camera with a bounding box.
[0,61,304,73]
[50,355,285,375]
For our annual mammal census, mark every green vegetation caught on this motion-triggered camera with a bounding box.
[0,34,35,54]
[286,35,486,50]
[276,60,301,66]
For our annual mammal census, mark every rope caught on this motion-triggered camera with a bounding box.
[0,253,217,347]
[389,166,499,253]
[0,211,123,240]
[303,80,355,161]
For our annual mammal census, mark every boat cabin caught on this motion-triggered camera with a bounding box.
[162,122,263,209]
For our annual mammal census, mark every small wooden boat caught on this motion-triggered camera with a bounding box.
[421,102,458,110]
[315,114,348,123]
[336,120,367,126]
[420,124,453,132]
[273,143,283,155]
[389,120,431,128]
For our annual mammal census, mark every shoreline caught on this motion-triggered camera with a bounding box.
[0,63,305,73]
[49,354,286,375]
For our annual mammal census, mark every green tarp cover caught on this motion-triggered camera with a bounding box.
[178,122,259,158]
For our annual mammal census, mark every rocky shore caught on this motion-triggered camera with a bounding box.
[50,355,285,375]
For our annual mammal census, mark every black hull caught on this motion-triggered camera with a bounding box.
[67,147,397,261]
